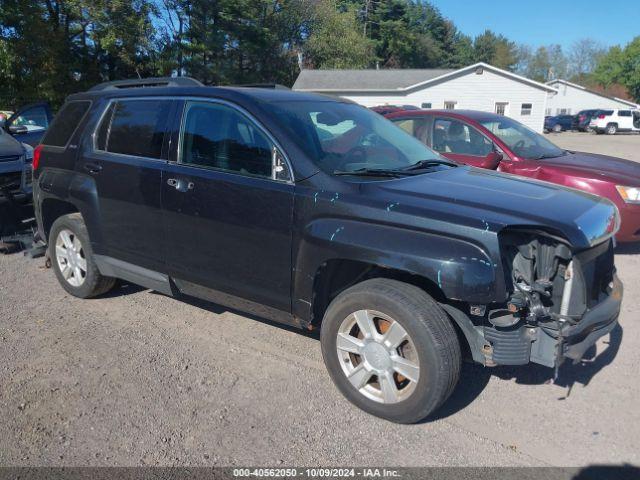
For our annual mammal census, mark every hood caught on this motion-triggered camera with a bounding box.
[539,151,640,186]
[371,166,618,250]
[0,130,24,159]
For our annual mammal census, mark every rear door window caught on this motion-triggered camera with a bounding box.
[390,117,431,145]
[99,100,172,159]
[42,101,91,147]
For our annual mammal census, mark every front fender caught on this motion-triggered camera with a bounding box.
[292,218,505,322]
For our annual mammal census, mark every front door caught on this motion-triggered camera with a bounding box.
[431,117,498,169]
[161,100,294,320]
[5,102,53,147]
[633,111,640,131]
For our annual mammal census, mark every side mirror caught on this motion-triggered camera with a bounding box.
[482,150,503,169]
[9,124,28,135]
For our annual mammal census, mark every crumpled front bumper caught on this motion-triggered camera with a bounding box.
[560,274,623,364]
[475,274,623,369]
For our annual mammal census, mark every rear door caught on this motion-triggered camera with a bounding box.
[161,99,295,321]
[617,110,633,130]
[79,98,173,271]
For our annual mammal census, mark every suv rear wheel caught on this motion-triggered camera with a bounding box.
[49,213,115,298]
[606,123,618,135]
[320,278,461,423]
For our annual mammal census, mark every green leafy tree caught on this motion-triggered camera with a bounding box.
[472,30,518,70]
[305,1,374,69]
[594,38,640,102]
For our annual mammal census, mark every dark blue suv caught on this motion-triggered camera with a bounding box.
[544,114,574,133]
[32,78,622,423]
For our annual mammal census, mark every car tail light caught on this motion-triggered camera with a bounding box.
[598,114,606,119]
[33,145,43,171]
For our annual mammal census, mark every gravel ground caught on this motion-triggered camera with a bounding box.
[1,133,639,468]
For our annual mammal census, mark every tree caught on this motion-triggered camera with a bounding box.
[472,30,518,70]
[305,1,374,69]
[594,37,640,102]
[515,44,569,82]
[567,38,606,80]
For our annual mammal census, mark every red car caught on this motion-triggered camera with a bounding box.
[385,109,640,243]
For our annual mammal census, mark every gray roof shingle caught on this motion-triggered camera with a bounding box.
[292,68,456,91]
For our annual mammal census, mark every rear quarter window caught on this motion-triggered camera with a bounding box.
[41,101,91,147]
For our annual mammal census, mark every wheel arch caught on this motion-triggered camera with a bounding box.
[40,198,80,241]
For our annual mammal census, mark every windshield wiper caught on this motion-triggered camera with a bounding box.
[333,168,413,177]
[401,159,458,170]
[533,153,562,160]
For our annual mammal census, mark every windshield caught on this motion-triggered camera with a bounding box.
[269,100,445,174]
[479,116,565,159]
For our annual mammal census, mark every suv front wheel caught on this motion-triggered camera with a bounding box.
[49,213,116,298]
[320,278,461,423]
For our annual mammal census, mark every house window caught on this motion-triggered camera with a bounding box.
[521,103,532,116]
[444,101,456,110]
[495,102,509,116]
[545,108,551,115]
[558,108,570,115]
[421,103,432,109]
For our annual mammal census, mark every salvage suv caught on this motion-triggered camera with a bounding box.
[33,78,623,423]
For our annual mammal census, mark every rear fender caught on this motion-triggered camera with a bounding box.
[37,168,104,248]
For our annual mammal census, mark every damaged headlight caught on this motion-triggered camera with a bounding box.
[499,230,573,326]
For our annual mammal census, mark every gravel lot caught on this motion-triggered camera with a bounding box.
[1,133,639,468]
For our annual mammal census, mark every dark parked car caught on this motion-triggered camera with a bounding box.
[0,122,34,201]
[33,78,622,423]
[2,102,53,147]
[544,114,574,132]
[572,109,601,131]
[386,109,640,243]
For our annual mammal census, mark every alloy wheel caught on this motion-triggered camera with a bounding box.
[55,229,87,287]
[336,309,420,404]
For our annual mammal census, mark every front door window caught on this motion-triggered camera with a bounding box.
[432,118,493,157]
[180,101,274,179]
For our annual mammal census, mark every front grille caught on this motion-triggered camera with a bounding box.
[575,239,614,309]
[0,155,21,163]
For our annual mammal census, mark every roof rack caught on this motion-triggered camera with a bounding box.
[235,83,290,90]
[88,77,203,92]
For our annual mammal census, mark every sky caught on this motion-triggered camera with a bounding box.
[430,0,639,50]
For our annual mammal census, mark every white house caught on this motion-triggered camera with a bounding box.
[292,62,557,132]
[545,79,638,115]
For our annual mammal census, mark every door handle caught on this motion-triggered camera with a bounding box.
[83,162,102,174]
[167,178,194,192]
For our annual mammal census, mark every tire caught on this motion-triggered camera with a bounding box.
[606,123,617,135]
[320,278,461,423]
[553,124,563,133]
[49,213,115,298]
